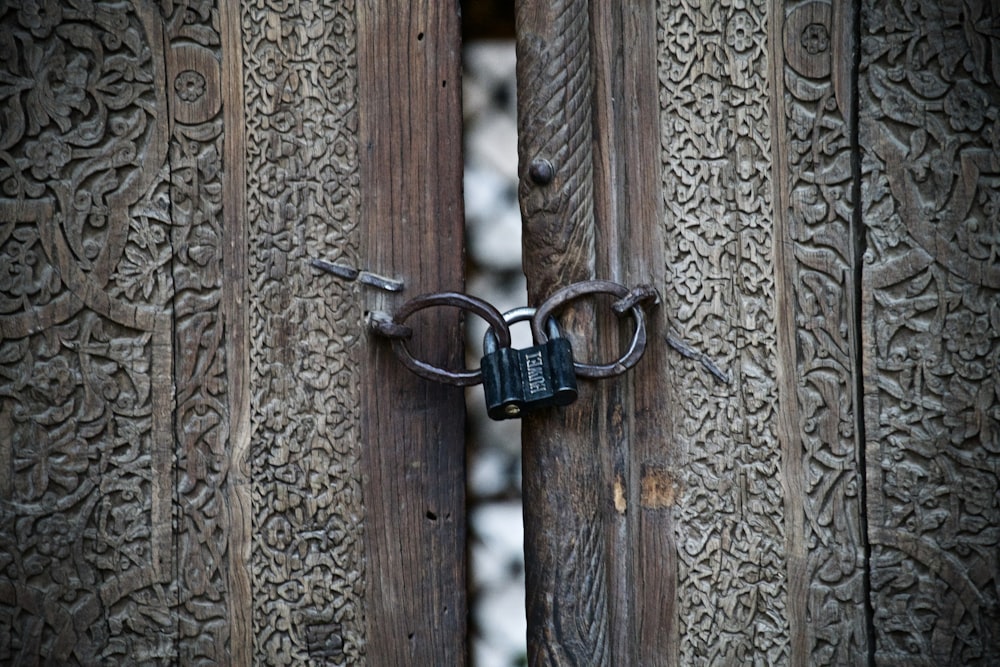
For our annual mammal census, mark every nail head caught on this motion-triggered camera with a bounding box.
[528,158,554,185]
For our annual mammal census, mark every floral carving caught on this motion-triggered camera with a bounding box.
[726,12,756,52]
[772,0,871,663]
[1,1,237,662]
[174,69,207,102]
[16,1,63,38]
[24,132,71,180]
[0,0,167,345]
[658,0,789,663]
[800,23,829,54]
[944,80,991,132]
[861,0,1000,662]
[1,308,166,663]
[243,0,366,662]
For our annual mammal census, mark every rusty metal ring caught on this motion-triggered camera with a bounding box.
[532,280,648,379]
[389,292,511,386]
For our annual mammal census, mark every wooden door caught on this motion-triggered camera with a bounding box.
[516,0,1000,665]
[0,1,466,664]
[3,0,998,665]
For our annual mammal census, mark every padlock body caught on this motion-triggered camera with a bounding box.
[481,347,525,420]
[516,339,578,413]
[539,337,577,407]
[481,339,578,420]
[480,320,577,420]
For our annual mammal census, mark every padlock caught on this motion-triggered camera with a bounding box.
[481,310,578,420]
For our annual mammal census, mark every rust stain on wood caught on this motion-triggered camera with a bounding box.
[640,465,678,510]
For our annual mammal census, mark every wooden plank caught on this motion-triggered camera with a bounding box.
[858,0,1000,663]
[356,1,468,664]
[220,2,252,663]
[0,3,227,662]
[241,0,369,661]
[163,2,244,661]
[1,1,466,663]
[515,0,611,663]
[770,0,872,664]
[654,1,793,662]
[590,2,679,664]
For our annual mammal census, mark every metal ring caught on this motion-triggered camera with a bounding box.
[389,292,511,386]
[532,280,648,379]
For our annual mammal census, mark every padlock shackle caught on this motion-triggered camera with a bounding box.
[483,306,538,351]
[483,307,568,350]
[545,316,564,342]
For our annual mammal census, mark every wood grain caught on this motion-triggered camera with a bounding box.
[221,2,252,664]
[656,1,792,662]
[357,1,468,664]
[3,0,994,663]
[0,1,466,663]
[591,3,680,663]
[241,0,369,661]
[771,0,871,663]
[0,2,235,661]
[516,0,609,663]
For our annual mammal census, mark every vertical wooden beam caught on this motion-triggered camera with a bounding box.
[220,2,251,664]
[591,2,679,663]
[655,0,791,662]
[770,0,871,663]
[242,0,370,661]
[356,2,467,664]
[516,0,609,663]
[859,0,1000,662]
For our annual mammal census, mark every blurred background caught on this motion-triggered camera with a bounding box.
[461,3,527,666]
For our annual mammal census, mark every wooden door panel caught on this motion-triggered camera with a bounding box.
[0,1,466,664]
[0,3,233,662]
[519,0,999,664]
[356,1,467,664]
[772,1,868,663]
[656,1,808,663]
[859,0,1000,662]
[241,0,368,662]
[4,0,996,663]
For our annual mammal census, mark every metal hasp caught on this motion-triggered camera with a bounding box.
[481,308,578,420]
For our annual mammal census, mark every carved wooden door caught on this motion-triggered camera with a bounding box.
[3,0,999,665]
[518,0,1000,665]
[515,0,1000,665]
[1,1,467,664]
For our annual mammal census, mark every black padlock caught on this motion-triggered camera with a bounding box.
[481,309,578,420]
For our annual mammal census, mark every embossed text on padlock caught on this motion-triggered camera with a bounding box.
[533,317,577,407]
[481,308,578,421]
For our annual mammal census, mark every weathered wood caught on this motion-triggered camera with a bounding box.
[591,2,679,664]
[220,3,252,664]
[655,1,793,663]
[772,0,871,664]
[515,0,610,663]
[859,0,1000,662]
[4,0,995,662]
[241,0,371,662]
[356,1,468,664]
[0,1,467,663]
[519,0,999,664]
[0,1,235,661]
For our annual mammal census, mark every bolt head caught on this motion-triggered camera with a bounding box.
[528,158,554,185]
